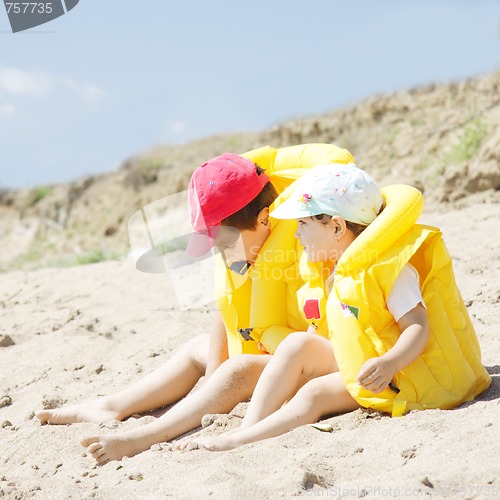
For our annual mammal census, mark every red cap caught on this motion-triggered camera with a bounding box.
[187,153,269,256]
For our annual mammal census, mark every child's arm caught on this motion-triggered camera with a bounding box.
[357,303,429,393]
[204,312,229,379]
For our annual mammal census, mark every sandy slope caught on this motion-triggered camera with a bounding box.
[0,202,499,499]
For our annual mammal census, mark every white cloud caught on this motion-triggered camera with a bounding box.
[0,104,17,117]
[0,65,105,104]
[0,67,51,96]
[168,121,186,135]
[59,77,106,104]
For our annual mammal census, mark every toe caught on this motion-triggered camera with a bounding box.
[87,442,103,456]
[96,454,110,465]
[81,436,99,447]
[34,410,47,423]
[93,447,107,461]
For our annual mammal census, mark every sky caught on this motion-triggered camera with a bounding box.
[1,0,499,189]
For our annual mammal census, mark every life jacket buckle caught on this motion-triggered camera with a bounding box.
[388,381,400,394]
[238,328,254,341]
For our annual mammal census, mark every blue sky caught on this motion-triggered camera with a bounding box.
[1,0,499,189]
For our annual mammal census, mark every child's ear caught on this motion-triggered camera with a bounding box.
[257,207,270,227]
[329,217,347,238]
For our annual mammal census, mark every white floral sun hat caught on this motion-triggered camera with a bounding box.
[270,163,383,225]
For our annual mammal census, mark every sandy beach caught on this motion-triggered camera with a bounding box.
[1,200,498,499]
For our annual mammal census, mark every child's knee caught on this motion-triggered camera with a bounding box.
[297,378,331,414]
[218,356,263,397]
[222,355,259,378]
[275,331,317,359]
[300,378,324,400]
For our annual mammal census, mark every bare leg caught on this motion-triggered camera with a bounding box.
[188,372,359,451]
[177,332,354,451]
[81,354,271,463]
[242,331,338,427]
[36,334,210,425]
[176,332,338,451]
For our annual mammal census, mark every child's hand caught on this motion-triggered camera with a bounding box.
[356,357,396,394]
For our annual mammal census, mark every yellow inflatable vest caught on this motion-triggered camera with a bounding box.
[326,184,491,416]
[215,143,354,357]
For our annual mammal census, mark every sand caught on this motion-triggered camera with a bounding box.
[1,201,499,499]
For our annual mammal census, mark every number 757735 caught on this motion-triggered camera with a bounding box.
[5,3,53,14]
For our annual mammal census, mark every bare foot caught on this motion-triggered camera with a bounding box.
[35,398,122,425]
[176,434,237,452]
[81,427,157,463]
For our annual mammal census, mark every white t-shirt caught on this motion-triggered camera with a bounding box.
[326,263,425,322]
[386,264,426,321]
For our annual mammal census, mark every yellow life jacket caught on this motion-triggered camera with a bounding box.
[215,143,355,357]
[326,184,491,416]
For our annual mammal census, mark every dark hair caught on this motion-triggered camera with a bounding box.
[222,166,278,230]
[313,201,385,238]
